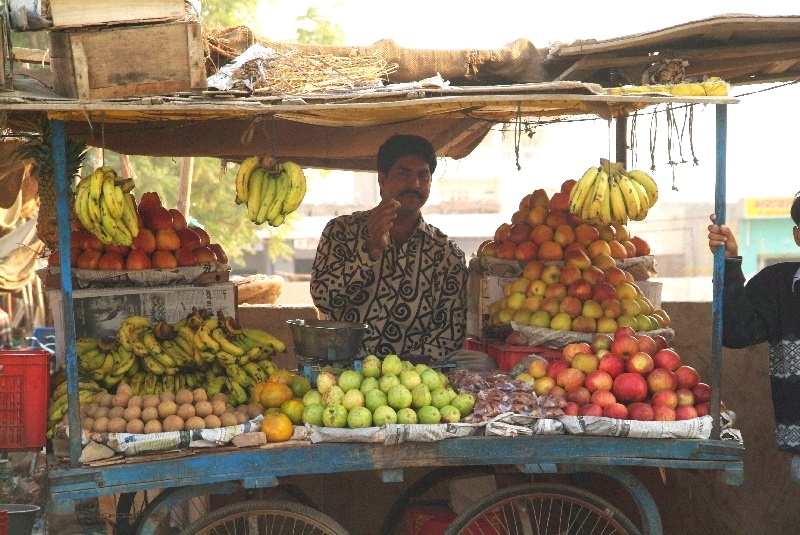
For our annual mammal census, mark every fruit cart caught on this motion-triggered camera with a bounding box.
[8,83,744,534]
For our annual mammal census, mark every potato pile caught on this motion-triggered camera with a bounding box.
[76,383,266,434]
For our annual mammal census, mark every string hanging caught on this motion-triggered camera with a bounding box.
[648,105,658,172]
[513,102,522,171]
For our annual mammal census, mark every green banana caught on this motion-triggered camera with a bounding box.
[226,378,249,406]
[162,374,176,394]
[129,372,147,395]
[247,169,265,222]
[141,355,166,375]
[215,350,239,366]
[242,328,286,353]
[51,379,100,401]
[141,374,158,395]
[110,347,136,377]
[210,328,244,356]
[225,363,252,388]
[265,170,289,224]
[79,349,106,372]
[206,376,227,398]
[243,362,267,384]
[255,173,278,225]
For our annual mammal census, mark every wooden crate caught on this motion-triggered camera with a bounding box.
[48,21,207,99]
[49,0,187,28]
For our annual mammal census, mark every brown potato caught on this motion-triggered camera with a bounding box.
[116,383,133,397]
[112,394,130,408]
[97,392,114,408]
[176,403,196,421]
[162,414,184,432]
[211,400,227,417]
[93,416,109,433]
[220,412,239,427]
[203,414,221,429]
[127,395,143,409]
[81,417,95,431]
[141,406,159,423]
[123,406,142,422]
[159,391,176,403]
[157,400,178,419]
[184,416,205,430]
[125,419,145,434]
[211,392,229,404]
[192,388,208,403]
[175,389,194,406]
[194,401,213,418]
[144,419,163,434]
[246,403,264,419]
[85,402,99,417]
[94,406,110,419]
[235,412,248,424]
[142,395,161,408]
[108,417,127,433]
[108,406,126,420]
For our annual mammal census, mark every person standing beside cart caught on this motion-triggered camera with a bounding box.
[707,198,800,459]
[311,134,491,370]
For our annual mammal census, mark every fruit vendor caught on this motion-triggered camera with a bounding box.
[311,135,491,369]
[707,199,800,456]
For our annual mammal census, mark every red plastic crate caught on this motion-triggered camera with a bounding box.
[0,510,7,535]
[403,506,456,535]
[0,350,50,450]
[485,343,563,372]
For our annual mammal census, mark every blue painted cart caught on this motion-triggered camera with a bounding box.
[39,90,741,534]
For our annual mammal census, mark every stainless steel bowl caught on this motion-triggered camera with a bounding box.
[286,319,370,362]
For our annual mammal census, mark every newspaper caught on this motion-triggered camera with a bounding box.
[82,416,264,456]
[484,412,565,437]
[559,414,716,439]
[306,422,485,444]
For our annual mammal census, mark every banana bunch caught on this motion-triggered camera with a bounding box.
[234,157,307,227]
[47,379,102,436]
[74,166,139,246]
[568,159,659,225]
[76,336,139,389]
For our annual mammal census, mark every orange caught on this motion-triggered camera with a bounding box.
[268,369,295,386]
[260,412,294,443]
[280,399,305,425]
[250,381,269,404]
[288,375,312,398]
[258,383,293,409]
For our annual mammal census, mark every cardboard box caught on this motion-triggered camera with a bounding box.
[49,0,187,29]
[48,282,235,365]
[237,304,320,371]
[466,273,515,338]
[48,21,207,99]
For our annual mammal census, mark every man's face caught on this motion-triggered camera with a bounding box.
[378,154,432,216]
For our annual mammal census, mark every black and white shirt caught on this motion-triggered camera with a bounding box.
[311,210,467,360]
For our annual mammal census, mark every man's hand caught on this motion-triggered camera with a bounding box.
[366,199,401,259]
[708,213,739,257]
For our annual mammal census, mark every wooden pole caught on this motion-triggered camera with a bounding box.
[178,157,193,218]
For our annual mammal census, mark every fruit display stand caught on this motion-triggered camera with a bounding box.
[19,86,746,535]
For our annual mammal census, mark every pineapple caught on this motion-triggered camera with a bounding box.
[13,116,87,254]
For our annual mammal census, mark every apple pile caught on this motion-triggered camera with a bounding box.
[476,183,651,263]
[518,326,712,421]
[488,249,670,334]
[49,191,229,271]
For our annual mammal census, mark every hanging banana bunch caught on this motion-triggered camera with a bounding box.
[568,158,658,225]
[74,166,138,246]
[234,157,307,227]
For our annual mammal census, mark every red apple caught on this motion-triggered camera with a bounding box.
[652,335,669,353]
[176,227,202,250]
[97,251,125,270]
[142,206,174,231]
[477,239,499,257]
[566,386,591,406]
[610,334,639,359]
[175,247,198,267]
[567,279,593,301]
[584,370,613,392]
[138,191,162,214]
[646,368,678,393]
[151,250,178,269]
[634,334,657,356]
[546,360,569,380]
[652,405,677,421]
[592,281,617,302]
[549,385,567,400]
[562,343,590,365]
[154,228,181,251]
[193,246,217,264]
[692,383,711,404]
[674,365,700,389]
[602,402,629,419]
[105,244,130,256]
[675,388,695,406]
[562,401,580,416]
[652,348,682,371]
[612,373,648,403]
[131,228,157,254]
[190,225,211,246]
[591,334,613,353]
[695,402,710,417]
[76,249,102,270]
[650,389,679,409]
[169,208,187,230]
[627,402,654,421]
[578,403,603,417]
[590,389,617,408]
[125,249,152,270]
[614,326,637,339]
[625,352,654,375]
[556,367,586,391]
[675,405,699,421]
[598,352,625,378]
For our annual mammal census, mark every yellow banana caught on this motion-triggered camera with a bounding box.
[568,166,599,215]
[110,346,136,376]
[255,173,278,225]
[76,337,99,354]
[121,193,140,238]
[279,161,307,215]
[616,175,642,221]
[51,379,100,401]
[206,377,227,398]
[129,372,147,395]
[226,378,249,406]
[74,178,95,232]
[142,373,158,395]
[629,179,651,221]
[608,177,629,225]
[89,352,115,381]
[215,350,239,366]
[247,169,265,222]
[162,374,176,394]
[268,213,285,227]
[241,328,286,353]
[101,175,123,219]
[625,169,659,207]
[210,327,245,356]
[587,169,609,222]
[141,355,166,375]
[265,170,289,224]
[162,340,192,368]
[125,357,141,377]
[599,180,613,225]
[89,168,105,205]
[79,348,106,372]
[142,331,178,369]
[235,156,261,205]
[172,331,195,359]
[243,362,268,384]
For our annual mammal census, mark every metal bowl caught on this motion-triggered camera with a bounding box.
[286,319,370,362]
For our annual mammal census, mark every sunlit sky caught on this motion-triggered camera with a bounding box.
[252,2,800,201]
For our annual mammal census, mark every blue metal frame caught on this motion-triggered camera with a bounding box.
[46,102,738,535]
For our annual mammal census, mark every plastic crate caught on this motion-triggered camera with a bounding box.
[0,350,50,450]
[0,509,7,535]
[485,343,563,372]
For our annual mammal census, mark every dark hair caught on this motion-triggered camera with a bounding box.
[792,195,800,225]
[377,135,437,175]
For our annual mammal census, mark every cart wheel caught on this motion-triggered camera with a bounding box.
[113,489,213,534]
[178,499,350,535]
[444,483,642,535]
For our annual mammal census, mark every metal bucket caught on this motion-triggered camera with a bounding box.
[287,319,370,362]
[0,504,40,535]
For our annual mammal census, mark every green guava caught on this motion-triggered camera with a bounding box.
[451,393,476,418]
[420,369,442,391]
[359,377,380,395]
[365,389,388,412]
[361,355,382,378]
[301,403,325,426]
[346,406,373,428]
[372,405,398,425]
[321,404,347,428]
[396,407,418,424]
[411,384,431,409]
[342,389,365,411]
[387,384,413,410]
[337,369,363,392]
[417,405,442,424]
[381,354,403,376]
[430,388,452,409]
[302,390,323,407]
[439,404,462,423]
[322,385,345,407]
[399,370,422,391]
[378,373,400,393]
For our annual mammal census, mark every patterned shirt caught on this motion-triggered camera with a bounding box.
[311,210,467,360]
[722,258,800,454]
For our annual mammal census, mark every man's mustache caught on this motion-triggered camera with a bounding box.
[399,190,423,199]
